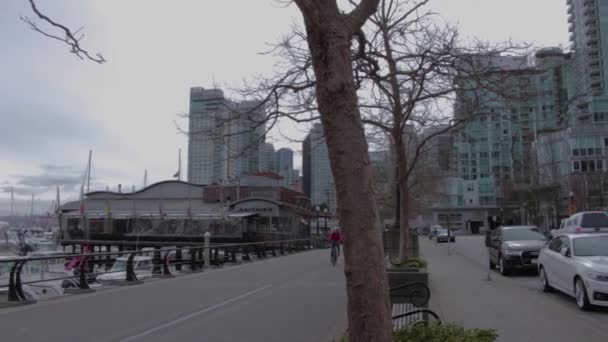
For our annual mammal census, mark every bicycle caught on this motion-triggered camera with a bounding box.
[330,244,339,266]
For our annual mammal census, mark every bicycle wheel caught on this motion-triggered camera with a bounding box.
[331,247,337,265]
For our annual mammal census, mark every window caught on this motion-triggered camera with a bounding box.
[467,184,474,192]
[604,138,608,147]
[573,161,580,172]
[581,149,587,156]
[581,213,608,228]
[588,148,595,155]
[596,148,602,156]
[597,160,604,170]
[573,236,608,256]
[581,160,588,172]
[502,228,546,242]
[479,152,489,158]
[492,152,500,158]
[573,149,580,156]
[589,160,596,172]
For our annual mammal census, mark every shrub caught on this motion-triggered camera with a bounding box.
[390,256,427,269]
[394,323,497,342]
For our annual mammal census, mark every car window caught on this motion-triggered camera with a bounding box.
[581,213,608,228]
[502,229,546,241]
[573,236,608,256]
[559,236,570,250]
[548,238,562,252]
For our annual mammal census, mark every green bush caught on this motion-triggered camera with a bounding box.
[394,323,497,342]
[390,256,427,269]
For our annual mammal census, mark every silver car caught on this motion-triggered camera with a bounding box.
[538,233,608,310]
[488,226,547,275]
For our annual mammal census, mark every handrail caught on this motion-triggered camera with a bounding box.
[389,281,431,308]
[392,309,441,323]
[0,237,324,304]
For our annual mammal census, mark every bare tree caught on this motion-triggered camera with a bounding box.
[21,0,106,63]
[350,0,526,260]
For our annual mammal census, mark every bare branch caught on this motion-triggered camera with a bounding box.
[21,0,106,63]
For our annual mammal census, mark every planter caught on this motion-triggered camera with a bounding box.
[387,268,429,304]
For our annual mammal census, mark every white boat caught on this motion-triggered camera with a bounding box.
[96,256,153,283]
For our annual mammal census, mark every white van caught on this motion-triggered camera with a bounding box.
[556,211,608,235]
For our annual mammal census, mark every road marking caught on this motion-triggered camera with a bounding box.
[119,284,273,342]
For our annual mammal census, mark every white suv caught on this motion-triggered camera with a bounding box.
[538,233,608,310]
[556,212,608,235]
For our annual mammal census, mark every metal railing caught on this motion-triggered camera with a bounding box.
[390,282,441,329]
[1,238,328,305]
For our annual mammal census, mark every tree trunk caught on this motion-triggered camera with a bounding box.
[394,136,412,261]
[298,7,393,342]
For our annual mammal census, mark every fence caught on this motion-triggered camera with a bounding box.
[0,237,326,306]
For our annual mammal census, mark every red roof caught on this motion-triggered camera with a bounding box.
[247,172,284,180]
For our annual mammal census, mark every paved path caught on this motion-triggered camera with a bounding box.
[0,249,346,342]
[423,236,608,342]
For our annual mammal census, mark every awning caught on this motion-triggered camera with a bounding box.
[226,212,258,218]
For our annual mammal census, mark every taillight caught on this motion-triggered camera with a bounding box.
[575,227,583,233]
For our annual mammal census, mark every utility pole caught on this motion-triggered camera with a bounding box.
[144,169,148,188]
[86,150,93,193]
[30,193,35,218]
[10,187,14,223]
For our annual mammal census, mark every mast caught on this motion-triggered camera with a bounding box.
[86,150,93,193]
[55,186,61,213]
[30,193,35,218]
[144,169,148,188]
[179,148,182,181]
[10,187,14,224]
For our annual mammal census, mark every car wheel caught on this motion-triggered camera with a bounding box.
[489,258,496,270]
[499,256,510,276]
[575,277,592,310]
[539,266,553,292]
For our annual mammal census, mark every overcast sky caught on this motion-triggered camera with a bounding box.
[0,0,568,214]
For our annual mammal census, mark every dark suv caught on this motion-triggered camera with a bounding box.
[487,226,548,276]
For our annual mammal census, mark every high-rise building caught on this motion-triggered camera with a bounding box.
[302,135,312,198]
[433,52,573,231]
[275,148,294,187]
[568,0,608,103]
[187,87,265,184]
[306,123,336,212]
[260,143,276,172]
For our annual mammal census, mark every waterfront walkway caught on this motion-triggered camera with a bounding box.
[0,249,346,342]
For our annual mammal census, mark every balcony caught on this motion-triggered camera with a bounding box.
[568,4,574,14]
[586,28,598,36]
[585,18,597,26]
[568,13,575,24]
[591,79,603,88]
[584,8,596,16]
[584,0,595,7]
[569,23,575,32]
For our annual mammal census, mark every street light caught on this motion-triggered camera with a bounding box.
[323,208,329,233]
[315,205,320,235]
[569,190,576,215]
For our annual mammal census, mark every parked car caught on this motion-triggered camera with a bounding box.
[488,226,547,275]
[97,256,153,283]
[429,225,441,240]
[434,228,455,243]
[538,233,608,310]
[555,211,608,235]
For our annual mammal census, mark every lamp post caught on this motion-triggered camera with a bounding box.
[315,205,320,235]
[569,191,576,215]
[323,208,329,234]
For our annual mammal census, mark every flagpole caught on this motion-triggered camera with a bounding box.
[179,148,182,181]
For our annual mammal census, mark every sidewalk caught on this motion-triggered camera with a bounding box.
[421,237,608,342]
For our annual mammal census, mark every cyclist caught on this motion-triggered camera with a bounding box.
[328,228,343,263]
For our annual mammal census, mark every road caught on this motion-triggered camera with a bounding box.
[0,249,346,342]
[423,235,608,342]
